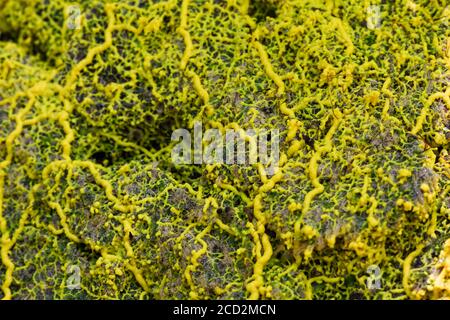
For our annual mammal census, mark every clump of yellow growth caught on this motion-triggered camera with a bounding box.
[0,0,449,300]
[430,239,450,298]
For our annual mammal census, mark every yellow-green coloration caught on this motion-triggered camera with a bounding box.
[0,0,449,300]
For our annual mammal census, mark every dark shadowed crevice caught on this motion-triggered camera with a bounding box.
[248,0,279,23]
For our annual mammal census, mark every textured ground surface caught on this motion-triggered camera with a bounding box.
[0,0,449,299]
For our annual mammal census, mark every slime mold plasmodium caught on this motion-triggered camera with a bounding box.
[0,0,449,299]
